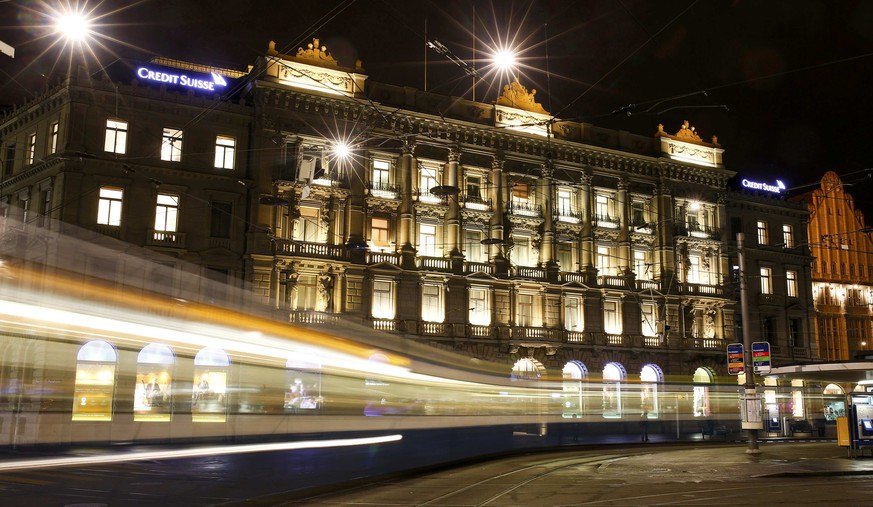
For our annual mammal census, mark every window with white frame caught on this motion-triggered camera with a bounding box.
[557,188,573,214]
[786,270,798,297]
[49,121,59,155]
[466,174,482,199]
[418,223,437,256]
[558,243,574,271]
[641,302,658,337]
[603,300,621,334]
[214,135,236,169]
[294,206,321,242]
[370,217,390,251]
[564,295,584,331]
[421,283,444,322]
[760,267,773,294]
[517,293,534,327]
[419,164,439,195]
[296,274,318,311]
[372,159,390,191]
[464,229,484,262]
[26,132,36,165]
[510,235,532,266]
[97,187,123,226]
[469,287,491,325]
[632,201,646,227]
[634,250,650,280]
[104,119,128,154]
[372,279,395,319]
[687,255,701,283]
[782,224,794,248]
[597,246,612,276]
[154,193,179,233]
[756,220,769,245]
[595,194,612,218]
[511,181,530,203]
[161,128,183,162]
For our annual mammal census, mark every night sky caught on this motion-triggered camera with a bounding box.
[3,0,873,215]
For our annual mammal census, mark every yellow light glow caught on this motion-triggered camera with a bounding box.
[54,12,91,42]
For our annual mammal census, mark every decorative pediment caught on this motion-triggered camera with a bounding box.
[263,39,366,97]
[497,80,549,115]
[656,121,724,168]
[656,121,719,147]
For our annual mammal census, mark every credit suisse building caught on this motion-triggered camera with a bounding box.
[0,39,817,400]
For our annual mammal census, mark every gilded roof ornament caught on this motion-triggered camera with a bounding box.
[267,38,339,68]
[497,79,549,115]
[656,120,720,147]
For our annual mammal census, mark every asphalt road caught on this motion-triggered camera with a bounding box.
[280,442,873,506]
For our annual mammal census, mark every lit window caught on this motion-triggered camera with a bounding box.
[602,362,624,418]
[154,193,180,233]
[512,181,529,201]
[421,284,444,322]
[419,224,437,256]
[603,300,621,334]
[72,340,117,421]
[634,250,649,280]
[49,121,59,155]
[756,220,769,245]
[557,189,572,214]
[464,229,484,262]
[782,224,794,248]
[161,128,183,162]
[466,175,481,199]
[469,287,491,325]
[214,136,235,169]
[372,159,390,190]
[294,206,321,242]
[372,279,395,319]
[26,132,36,165]
[192,347,229,423]
[687,255,701,284]
[370,217,390,250]
[295,275,318,310]
[641,302,658,337]
[104,119,128,154]
[595,194,611,217]
[511,235,531,266]
[760,267,773,294]
[517,293,534,327]
[97,187,123,226]
[557,243,574,271]
[420,165,439,195]
[786,270,798,297]
[564,295,584,331]
[597,246,611,276]
[134,343,174,422]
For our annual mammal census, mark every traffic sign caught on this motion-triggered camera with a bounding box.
[752,341,771,374]
[727,343,744,375]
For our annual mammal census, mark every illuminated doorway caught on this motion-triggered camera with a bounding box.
[134,343,174,421]
[192,347,229,422]
[72,340,117,421]
[602,362,626,418]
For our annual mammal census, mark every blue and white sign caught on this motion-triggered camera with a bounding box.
[136,66,228,92]
[741,178,786,194]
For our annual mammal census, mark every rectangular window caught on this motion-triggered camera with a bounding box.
[161,128,183,162]
[557,189,572,214]
[464,229,484,262]
[469,287,491,326]
[466,175,481,199]
[634,250,649,280]
[782,224,794,248]
[154,193,180,232]
[214,136,235,169]
[4,143,14,177]
[786,270,798,298]
[512,181,529,200]
[603,300,621,334]
[372,159,390,188]
[641,302,658,337]
[789,318,802,347]
[294,206,321,242]
[564,295,584,331]
[420,165,439,194]
[97,187,123,226]
[688,255,701,284]
[632,201,646,227]
[760,267,773,294]
[296,275,318,311]
[372,280,395,319]
[421,284,444,322]
[517,294,533,327]
[597,246,611,276]
[756,220,769,245]
[558,243,573,271]
[210,201,232,238]
[26,132,36,165]
[49,121,59,155]
[418,223,437,256]
[595,194,611,217]
[104,119,128,154]
[371,217,390,250]
[511,236,531,266]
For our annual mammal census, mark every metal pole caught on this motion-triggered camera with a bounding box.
[737,232,760,453]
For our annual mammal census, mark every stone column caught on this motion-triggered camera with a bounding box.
[655,180,675,290]
[617,176,631,275]
[398,142,417,268]
[344,153,367,262]
[489,155,509,275]
[443,146,462,257]
[540,162,558,275]
[579,171,596,281]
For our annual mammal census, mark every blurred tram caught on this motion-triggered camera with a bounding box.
[0,262,782,449]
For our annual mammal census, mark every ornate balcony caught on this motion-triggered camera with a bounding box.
[554,208,582,224]
[593,214,620,229]
[147,230,186,248]
[675,222,720,239]
[274,239,348,260]
[462,195,492,211]
[678,283,724,296]
[367,181,400,199]
[509,201,541,217]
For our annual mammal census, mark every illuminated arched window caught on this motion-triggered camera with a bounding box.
[791,379,805,418]
[192,347,229,422]
[692,366,715,417]
[562,360,588,418]
[285,355,322,413]
[72,340,117,421]
[511,358,544,381]
[640,364,663,419]
[602,362,626,418]
[134,344,174,421]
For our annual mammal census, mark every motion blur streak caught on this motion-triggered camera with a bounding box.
[0,434,403,471]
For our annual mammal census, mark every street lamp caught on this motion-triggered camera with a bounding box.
[54,11,92,44]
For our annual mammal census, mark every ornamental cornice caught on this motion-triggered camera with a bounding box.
[508,215,543,230]
[415,204,446,221]
[366,197,400,213]
[674,236,723,249]
[460,209,493,224]
[630,232,656,246]
[594,228,621,242]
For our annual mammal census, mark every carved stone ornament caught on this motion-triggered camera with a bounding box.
[656,120,720,147]
[294,38,339,67]
[497,79,549,115]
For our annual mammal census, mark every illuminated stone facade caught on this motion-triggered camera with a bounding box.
[801,172,873,360]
